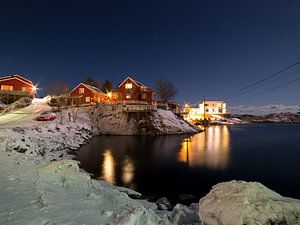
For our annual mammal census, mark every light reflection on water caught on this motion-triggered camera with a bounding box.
[100,149,115,184]
[178,126,230,169]
[122,157,135,185]
[100,126,231,187]
[77,124,300,203]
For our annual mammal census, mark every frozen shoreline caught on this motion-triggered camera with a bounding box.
[0,100,201,224]
[1,100,300,224]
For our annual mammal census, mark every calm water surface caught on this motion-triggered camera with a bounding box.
[76,124,300,204]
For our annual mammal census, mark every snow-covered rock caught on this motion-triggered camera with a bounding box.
[0,156,169,225]
[199,180,300,225]
[91,103,199,135]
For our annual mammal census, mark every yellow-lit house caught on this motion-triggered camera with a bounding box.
[183,100,227,122]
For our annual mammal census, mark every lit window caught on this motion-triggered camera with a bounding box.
[1,85,13,91]
[112,92,118,99]
[22,87,27,92]
[86,97,90,102]
[142,93,147,99]
[79,88,85,94]
[126,93,131,99]
[125,83,132,89]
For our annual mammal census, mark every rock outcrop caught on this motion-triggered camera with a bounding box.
[90,103,199,135]
[199,180,300,225]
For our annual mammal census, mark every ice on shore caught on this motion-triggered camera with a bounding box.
[199,180,300,225]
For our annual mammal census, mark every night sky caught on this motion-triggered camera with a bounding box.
[1,0,300,106]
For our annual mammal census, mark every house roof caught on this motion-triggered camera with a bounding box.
[70,83,106,94]
[118,76,151,90]
[0,74,33,86]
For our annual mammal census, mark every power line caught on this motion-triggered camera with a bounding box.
[227,76,300,104]
[226,68,300,99]
[224,61,300,97]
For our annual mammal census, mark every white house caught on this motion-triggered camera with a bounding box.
[183,100,227,121]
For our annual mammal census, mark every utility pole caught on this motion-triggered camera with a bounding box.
[203,96,206,119]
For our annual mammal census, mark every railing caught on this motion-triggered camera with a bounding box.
[123,104,157,112]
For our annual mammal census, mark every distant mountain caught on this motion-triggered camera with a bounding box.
[229,104,300,116]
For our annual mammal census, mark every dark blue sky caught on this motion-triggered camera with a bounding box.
[1,0,300,105]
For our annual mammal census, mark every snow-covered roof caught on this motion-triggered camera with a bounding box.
[118,76,155,93]
[0,74,33,86]
[70,83,105,94]
[118,76,148,89]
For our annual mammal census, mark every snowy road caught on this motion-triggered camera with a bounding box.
[0,98,51,128]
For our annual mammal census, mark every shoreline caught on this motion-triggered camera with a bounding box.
[1,102,300,224]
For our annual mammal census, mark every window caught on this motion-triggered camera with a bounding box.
[22,87,27,92]
[112,92,118,100]
[1,85,13,91]
[79,88,85,94]
[85,97,90,102]
[126,93,131,99]
[206,109,209,112]
[219,108,222,113]
[142,93,147,99]
[125,83,132,89]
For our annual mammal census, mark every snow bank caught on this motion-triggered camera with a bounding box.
[199,180,300,225]
[152,109,198,134]
[0,155,166,225]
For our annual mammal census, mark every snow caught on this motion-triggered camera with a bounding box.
[0,99,201,224]
[199,180,300,225]
[0,99,96,163]
[209,115,246,125]
[152,109,198,134]
[229,104,300,116]
[0,156,166,225]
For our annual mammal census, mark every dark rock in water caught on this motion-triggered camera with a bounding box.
[156,197,172,210]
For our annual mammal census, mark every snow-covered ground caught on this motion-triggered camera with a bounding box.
[0,98,96,162]
[152,109,198,134]
[0,97,51,128]
[0,99,201,225]
[229,104,300,116]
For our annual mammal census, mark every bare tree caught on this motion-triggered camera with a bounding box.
[48,81,70,96]
[84,76,101,89]
[154,78,178,103]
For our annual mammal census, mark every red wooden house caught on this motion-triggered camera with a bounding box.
[69,83,108,105]
[0,75,35,94]
[113,76,155,104]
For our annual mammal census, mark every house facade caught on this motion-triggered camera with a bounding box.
[183,100,227,122]
[113,76,154,104]
[200,101,227,115]
[69,83,109,105]
[0,75,35,95]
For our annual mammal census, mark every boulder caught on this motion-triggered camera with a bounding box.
[199,180,300,225]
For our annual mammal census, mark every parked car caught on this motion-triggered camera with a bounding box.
[36,112,56,121]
